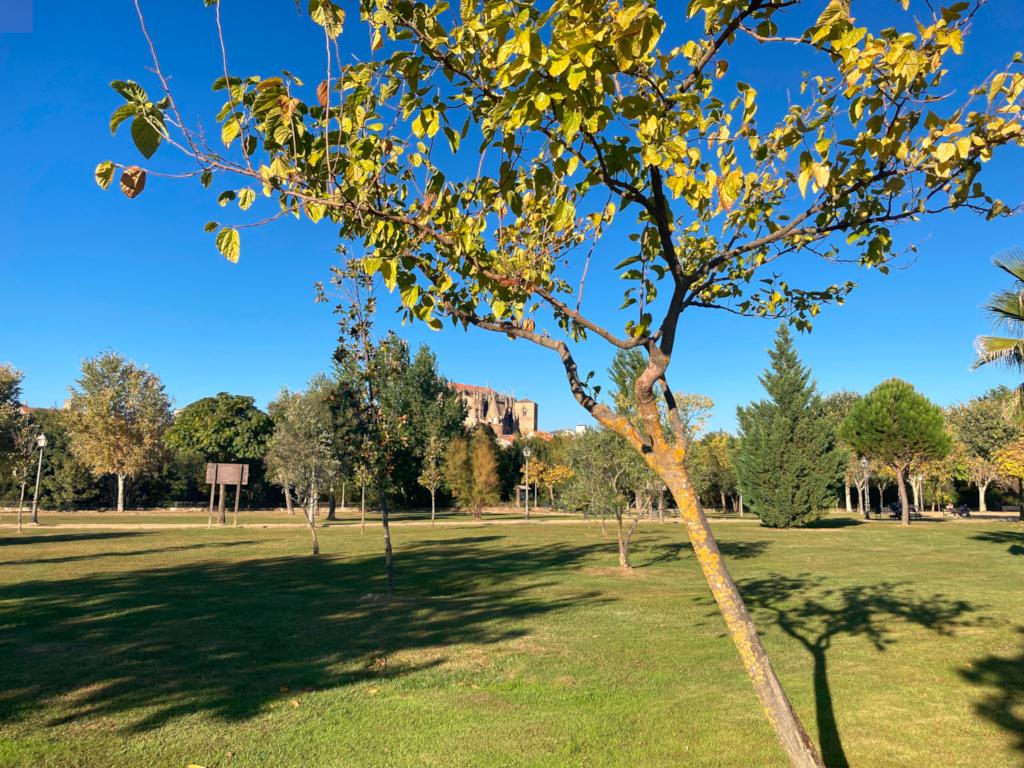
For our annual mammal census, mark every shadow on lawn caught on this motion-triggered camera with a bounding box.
[0,534,606,732]
[970,530,1024,558]
[0,539,259,567]
[739,575,978,768]
[961,627,1024,755]
[0,531,151,547]
[638,539,769,568]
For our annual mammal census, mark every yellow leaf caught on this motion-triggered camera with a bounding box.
[812,164,831,188]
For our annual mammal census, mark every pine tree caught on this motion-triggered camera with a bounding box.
[735,326,843,527]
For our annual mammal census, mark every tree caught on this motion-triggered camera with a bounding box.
[0,364,23,460]
[840,379,952,526]
[166,392,274,521]
[822,391,863,514]
[736,327,843,528]
[265,377,341,555]
[418,434,446,525]
[689,430,739,513]
[7,414,38,531]
[564,427,647,568]
[332,269,414,591]
[31,409,104,513]
[99,3,1024,762]
[946,389,1020,511]
[66,352,172,512]
[974,251,1024,416]
[166,392,272,461]
[444,427,498,518]
[534,461,574,509]
[993,439,1024,521]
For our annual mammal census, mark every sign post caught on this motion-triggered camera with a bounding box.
[205,463,249,527]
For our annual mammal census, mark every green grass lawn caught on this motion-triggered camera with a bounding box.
[0,517,1020,767]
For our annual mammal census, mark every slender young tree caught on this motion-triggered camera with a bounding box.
[736,326,843,527]
[66,352,172,512]
[418,434,446,525]
[265,378,341,555]
[332,265,410,591]
[97,3,1024,763]
[444,427,499,518]
[840,379,952,526]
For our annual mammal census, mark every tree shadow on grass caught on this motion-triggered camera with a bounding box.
[0,532,152,547]
[804,517,864,529]
[637,540,769,568]
[0,534,607,733]
[739,575,978,768]
[960,626,1024,755]
[0,540,260,567]
[970,530,1024,557]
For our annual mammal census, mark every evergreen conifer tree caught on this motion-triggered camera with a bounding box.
[736,326,842,527]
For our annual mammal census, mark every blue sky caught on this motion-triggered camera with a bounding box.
[2,1,1023,432]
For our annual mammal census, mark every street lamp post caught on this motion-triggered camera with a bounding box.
[859,456,870,518]
[30,433,47,525]
[522,447,532,520]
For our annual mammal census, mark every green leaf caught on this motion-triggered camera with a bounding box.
[200,169,213,188]
[130,116,161,159]
[218,190,237,206]
[305,202,326,223]
[816,0,850,29]
[109,104,136,135]
[215,227,241,263]
[110,80,148,102]
[309,0,345,39]
[222,117,241,148]
[238,188,256,211]
[562,110,582,141]
[204,221,219,233]
[94,161,115,190]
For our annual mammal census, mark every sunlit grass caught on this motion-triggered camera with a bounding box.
[0,516,1020,767]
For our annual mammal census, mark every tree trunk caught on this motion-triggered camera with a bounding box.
[738,494,744,517]
[17,482,26,534]
[858,482,869,519]
[549,484,555,509]
[341,480,346,511]
[117,473,126,514]
[653,453,823,768]
[720,489,727,513]
[306,500,320,556]
[615,512,638,570]
[284,483,294,514]
[360,485,366,535]
[381,495,394,593]
[658,490,666,522]
[844,483,852,514]
[327,489,337,521]
[978,480,988,513]
[895,467,910,527]
[909,477,920,516]
[217,482,226,524]
[430,489,436,526]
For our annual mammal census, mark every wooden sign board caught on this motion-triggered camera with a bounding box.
[205,463,249,485]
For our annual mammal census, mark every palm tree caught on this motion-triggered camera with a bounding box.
[974,250,1024,416]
